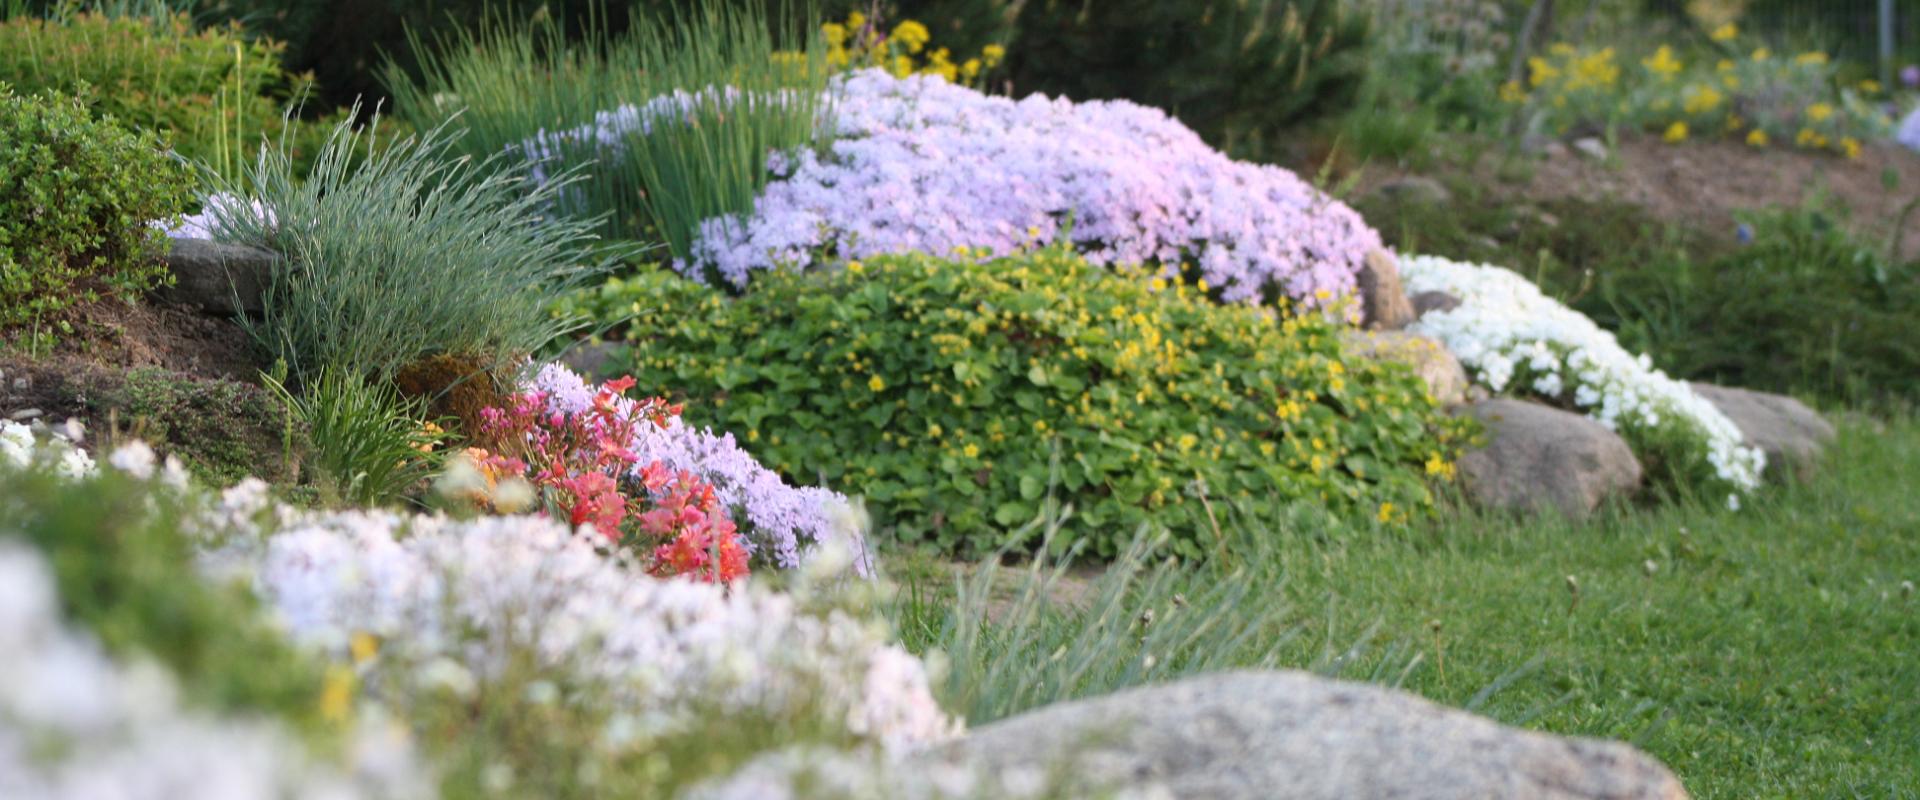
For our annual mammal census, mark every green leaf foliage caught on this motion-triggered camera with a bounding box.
[263,366,448,508]
[598,245,1469,558]
[385,2,829,260]
[989,0,1372,159]
[0,87,192,331]
[1590,207,1920,407]
[0,10,339,176]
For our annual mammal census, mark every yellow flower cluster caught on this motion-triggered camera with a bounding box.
[818,11,1005,87]
[1680,84,1722,115]
[1530,44,1619,92]
[1642,46,1682,79]
[1507,26,1883,159]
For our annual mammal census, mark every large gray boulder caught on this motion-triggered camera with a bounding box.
[918,671,1688,800]
[1689,383,1834,482]
[1456,399,1642,517]
[152,237,279,316]
[1340,329,1469,406]
[1357,250,1416,331]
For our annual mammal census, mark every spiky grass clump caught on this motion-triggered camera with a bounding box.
[201,111,620,383]
[385,2,829,260]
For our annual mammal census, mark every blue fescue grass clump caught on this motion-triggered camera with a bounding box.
[200,110,623,383]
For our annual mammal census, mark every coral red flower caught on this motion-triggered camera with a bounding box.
[476,376,750,582]
[559,472,625,538]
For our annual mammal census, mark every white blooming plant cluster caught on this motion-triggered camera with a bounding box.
[1400,254,1765,505]
[0,418,95,479]
[1,430,958,795]
[191,481,959,755]
[0,541,431,800]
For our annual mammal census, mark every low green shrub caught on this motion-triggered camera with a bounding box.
[1003,0,1370,159]
[1591,206,1920,405]
[0,9,332,175]
[0,87,192,332]
[602,246,1467,558]
[105,365,300,484]
[203,111,620,384]
[1362,174,1920,405]
[0,358,300,485]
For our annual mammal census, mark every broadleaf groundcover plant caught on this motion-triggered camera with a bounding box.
[603,246,1468,558]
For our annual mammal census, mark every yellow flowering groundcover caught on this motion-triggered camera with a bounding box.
[590,246,1469,557]
[1502,27,1891,157]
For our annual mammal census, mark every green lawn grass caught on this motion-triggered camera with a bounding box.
[893,414,1920,798]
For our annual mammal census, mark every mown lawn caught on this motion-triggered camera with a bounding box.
[893,414,1920,798]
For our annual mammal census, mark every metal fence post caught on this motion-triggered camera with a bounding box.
[1883,0,1896,85]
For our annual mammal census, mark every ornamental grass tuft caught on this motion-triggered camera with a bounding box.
[197,110,621,385]
[386,1,829,261]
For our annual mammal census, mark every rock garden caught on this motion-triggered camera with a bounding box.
[1,1,1916,797]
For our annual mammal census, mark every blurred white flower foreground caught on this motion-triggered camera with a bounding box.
[194,479,959,754]
[0,541,430,800]
[1,433,958,798]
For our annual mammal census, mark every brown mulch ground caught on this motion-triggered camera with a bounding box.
[28,296,268,383]
[0,296,288,481]
[1349,133,1920,258]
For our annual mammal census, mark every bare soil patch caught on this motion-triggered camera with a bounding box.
[27,295,267,383]
[2,297,290,483]
[1354,133,1920,258]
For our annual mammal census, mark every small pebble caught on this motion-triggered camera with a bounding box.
[8,408,41,421]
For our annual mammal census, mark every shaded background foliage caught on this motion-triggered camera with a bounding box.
[9,0,1377,160]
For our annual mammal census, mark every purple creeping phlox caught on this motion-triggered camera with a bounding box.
[516,70,1384,308]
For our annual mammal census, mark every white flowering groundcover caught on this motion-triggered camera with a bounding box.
[1,431,958,796]
[191,478,957,754]
[0,419,94,479]
[0,541,430,800]
[1400,254,1764,506]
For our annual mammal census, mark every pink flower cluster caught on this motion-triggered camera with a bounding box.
[675,70,1383,305]
[474,376,750,583]
[523,364,872,576]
